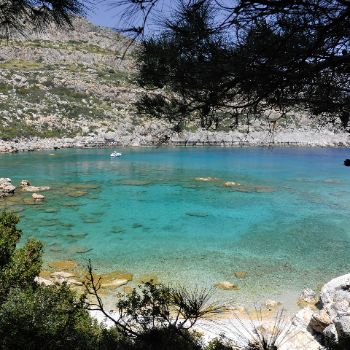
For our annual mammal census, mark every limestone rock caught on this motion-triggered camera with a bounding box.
[0,178,16,197]
[334,315,350,338]
[329,299,350,319]
[319,274,350,347]
[32,193,45,200]
[310,309,331,333]
[279,328,321,350]
[20,179,30,187]
[298,288,318,304]
[323,324,339,345]
[292,307,313,329]
[34,276,54,286]
[104,132,117,141]
[320,274,350,308]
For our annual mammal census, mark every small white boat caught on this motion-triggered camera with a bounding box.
[110,151,122,157]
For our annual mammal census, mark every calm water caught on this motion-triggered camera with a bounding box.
[1,147,350,305]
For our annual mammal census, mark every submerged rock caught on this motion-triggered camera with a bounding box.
[111,226,125,233]
[63,201,82,207]
[234,271,247,279]
[99,271,133,283]
[74,247,93,254]
[194,177,220,182]
[68,190,88,198]
[49,246,63,253]
[48,260,77,270]
[97,270,133,289]
[186,212,208,218]
[42,232,59,238]
[66,232,88,239]
[136,273,159,285]
[45,208,58,213]
[224,181,241,187]
[72,183,100,190]
[23,185,50,192]
[121,180,152,186]
[215,281,238,290]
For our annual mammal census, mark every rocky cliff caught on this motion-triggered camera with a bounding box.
[0,16,349,151]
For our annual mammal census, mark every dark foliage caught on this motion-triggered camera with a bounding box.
[0,0,88,39]
[0,211,42,303]
[0,285,100,350]
[205,338,235,350]
[135,0,237,130]
[0,212,104,350]
[111,0,350,130]
[133,327,203,350]
[325,331,350,350]
[231,0,350,127]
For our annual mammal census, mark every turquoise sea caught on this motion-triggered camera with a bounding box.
[1,147,350,307]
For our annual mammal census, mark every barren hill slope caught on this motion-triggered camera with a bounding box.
[0,17,171,145]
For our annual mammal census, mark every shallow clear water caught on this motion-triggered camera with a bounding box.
[1,147,350,305]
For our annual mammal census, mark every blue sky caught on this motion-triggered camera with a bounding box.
[86,0,175,33]
[87,3,119,28]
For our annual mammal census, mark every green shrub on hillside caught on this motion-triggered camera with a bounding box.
[0,212,104,349]
[0,285,100,350]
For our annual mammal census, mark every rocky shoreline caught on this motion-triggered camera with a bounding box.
[1,127,350,153]
[87,274,350,350]
[90,274,350,350]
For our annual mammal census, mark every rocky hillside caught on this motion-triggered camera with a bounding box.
[0,16,349,150]
[0,17,171,144]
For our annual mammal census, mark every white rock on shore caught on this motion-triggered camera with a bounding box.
[298,288,318,304]
[0,178,16,197]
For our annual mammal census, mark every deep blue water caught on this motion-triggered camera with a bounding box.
[1,147,350,304]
